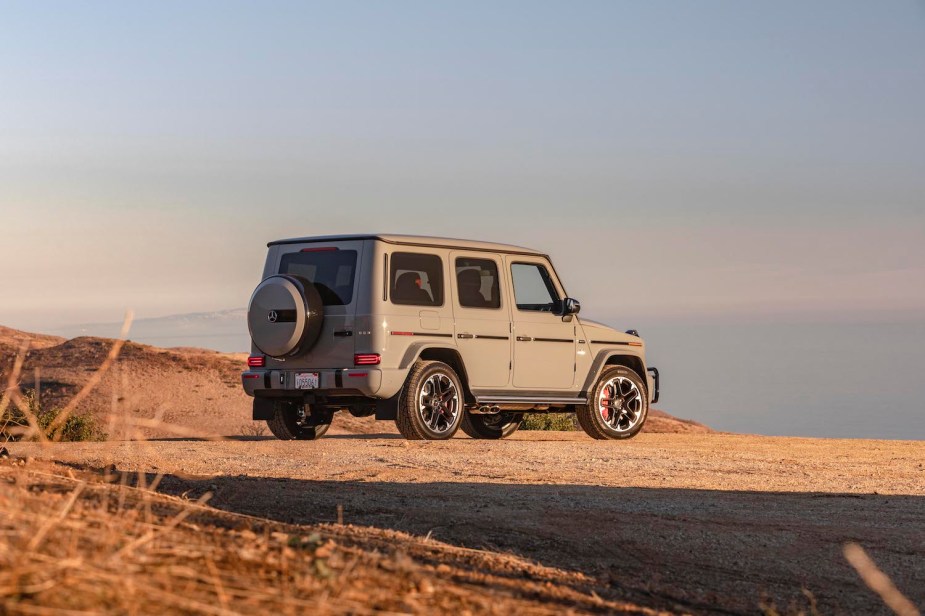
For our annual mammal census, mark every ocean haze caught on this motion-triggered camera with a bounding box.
[51,309,249,352]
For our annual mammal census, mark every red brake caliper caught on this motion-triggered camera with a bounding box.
[600,386,612,420]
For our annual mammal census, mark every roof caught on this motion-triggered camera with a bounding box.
[267,234,545,256]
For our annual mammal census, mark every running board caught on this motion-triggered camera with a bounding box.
[474,395,587,405]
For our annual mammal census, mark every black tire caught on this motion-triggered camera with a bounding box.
[460,411,523,439]
[576,366,648,440]
[266,401,332,441]
[396,361,464,440]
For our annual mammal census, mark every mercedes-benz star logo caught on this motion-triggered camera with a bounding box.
[267,310,278,323]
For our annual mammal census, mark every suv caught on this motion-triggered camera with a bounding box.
[242,234,659,441]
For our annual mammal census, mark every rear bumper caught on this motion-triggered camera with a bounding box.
[646,367,660,404]
[242,367,406,399]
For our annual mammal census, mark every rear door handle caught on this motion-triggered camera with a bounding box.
[457,333,475,339]
[516,336,533,342]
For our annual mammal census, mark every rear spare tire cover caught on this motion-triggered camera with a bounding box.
[247,275,323,357]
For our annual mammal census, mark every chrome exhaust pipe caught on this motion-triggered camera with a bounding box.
[470,405,502,414]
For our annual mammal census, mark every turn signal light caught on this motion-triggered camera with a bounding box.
[247,355,266,368]
[353,353,381,366]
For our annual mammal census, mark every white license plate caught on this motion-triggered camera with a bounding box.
[295,372,320,389]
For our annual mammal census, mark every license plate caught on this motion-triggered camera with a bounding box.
[295,372,319,389]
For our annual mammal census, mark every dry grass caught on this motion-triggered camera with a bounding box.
[0,458,662,615]
[844,544,921,616]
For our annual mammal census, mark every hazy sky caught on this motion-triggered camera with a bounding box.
[2,1,924,330]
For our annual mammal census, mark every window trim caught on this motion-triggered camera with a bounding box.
[510,260,562,313]
[454,256,503,311]
[389,251,446,307]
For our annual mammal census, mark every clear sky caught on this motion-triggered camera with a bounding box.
[2,1,924,329]
[3,2,924,438]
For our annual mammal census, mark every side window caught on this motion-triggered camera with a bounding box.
[390,252,444,306]
[511,263,559,312]
[455,258,501,309]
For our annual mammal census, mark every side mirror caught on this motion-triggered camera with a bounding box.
[561,297,581,316]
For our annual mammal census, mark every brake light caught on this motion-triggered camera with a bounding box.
[353,353,381,366]
[247,355,266,367]
[300,247,338,252]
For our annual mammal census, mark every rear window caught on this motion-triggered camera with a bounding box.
[390,252,443,306]
[279,249,358,306]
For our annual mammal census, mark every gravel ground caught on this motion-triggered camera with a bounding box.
[13,432,925,614]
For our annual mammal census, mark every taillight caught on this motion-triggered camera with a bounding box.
[300,246,338,252]
[247,355,266,368]
[353,353,381,366]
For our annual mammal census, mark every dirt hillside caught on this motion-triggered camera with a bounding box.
[0,325,65,353]
[1,326,710,438]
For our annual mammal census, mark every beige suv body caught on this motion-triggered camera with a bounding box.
[242,234,659,440]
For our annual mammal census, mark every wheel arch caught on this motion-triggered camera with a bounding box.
[396,342,474,403]
[581,350,647,396]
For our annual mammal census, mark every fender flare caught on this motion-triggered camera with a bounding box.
[581,349,647,395]
[397,342,473,400]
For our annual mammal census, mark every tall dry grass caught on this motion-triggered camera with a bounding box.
[844,543,920,616]
[0,460,414,615]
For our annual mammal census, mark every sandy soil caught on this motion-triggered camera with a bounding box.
[12,432,925,614]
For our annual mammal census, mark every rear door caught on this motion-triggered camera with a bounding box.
[273,240,365,368]
[507,257,576,389]
[450,252,512,388]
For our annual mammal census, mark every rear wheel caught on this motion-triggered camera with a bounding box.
[576,366,648,440]
[460,411,523,439]
[266,401,332,441]
[396,361,463,440]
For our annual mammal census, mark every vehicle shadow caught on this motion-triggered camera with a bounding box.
[325,432,405,440]
[130,470,925,615]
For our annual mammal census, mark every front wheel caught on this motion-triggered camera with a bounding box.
[576,366,648,440]
[460,411,523,439]
[396,361,464,440]
[266,401,332,441]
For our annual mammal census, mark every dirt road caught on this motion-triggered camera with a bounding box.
[14,432,925,614]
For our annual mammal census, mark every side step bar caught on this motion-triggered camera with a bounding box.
[474,395,587,405]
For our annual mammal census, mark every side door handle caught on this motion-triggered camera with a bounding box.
[457,333,475,339]
[516,336,533,342]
